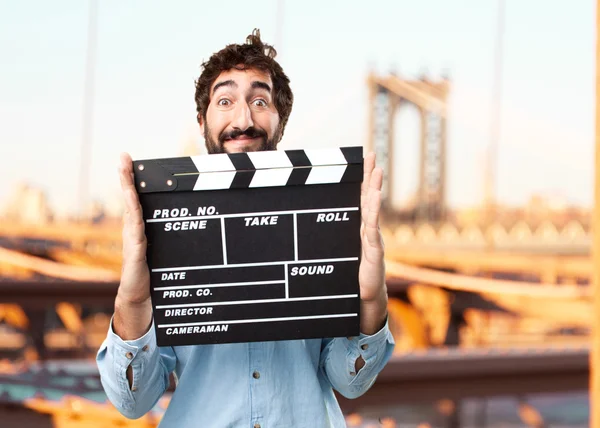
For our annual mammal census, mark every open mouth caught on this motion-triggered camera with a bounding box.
[225,136,262,144]
[227,136,257,141]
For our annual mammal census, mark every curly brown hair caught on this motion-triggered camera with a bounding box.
[194,29,293,142]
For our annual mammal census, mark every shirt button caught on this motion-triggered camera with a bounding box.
[349,371,356,376]
[142,345,149,352]
[361,344,369,351]
[125,352,134,359]
[254,424,261,428]
[252,371,260,379]
[131,386,137,392]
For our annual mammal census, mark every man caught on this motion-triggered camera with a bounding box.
[97,29,394,428]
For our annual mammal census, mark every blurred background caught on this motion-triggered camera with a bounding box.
[0,0,596,426]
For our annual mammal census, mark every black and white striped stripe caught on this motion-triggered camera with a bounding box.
[134,146,363,193]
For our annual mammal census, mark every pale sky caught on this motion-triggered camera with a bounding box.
[0,0,595,215]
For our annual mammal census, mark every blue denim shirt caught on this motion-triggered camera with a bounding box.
[96,319,394,427]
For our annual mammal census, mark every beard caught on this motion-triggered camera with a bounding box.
[204,124,280,154]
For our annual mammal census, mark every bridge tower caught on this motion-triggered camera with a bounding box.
[366,72,450,223]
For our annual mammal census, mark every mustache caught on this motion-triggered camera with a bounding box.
[219,127,267,143]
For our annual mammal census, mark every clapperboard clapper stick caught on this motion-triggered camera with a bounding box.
[133,146,364,346]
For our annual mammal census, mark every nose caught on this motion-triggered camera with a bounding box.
[231,102,254,131]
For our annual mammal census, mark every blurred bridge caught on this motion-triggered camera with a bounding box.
[0,219,593,355]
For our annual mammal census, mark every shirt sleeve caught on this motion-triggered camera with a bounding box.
[319,317,395,399]
[96,317,177,419]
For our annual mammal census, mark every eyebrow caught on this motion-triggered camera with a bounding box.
[251,81,272,93]
[212,80,236,94]
[212,80,272,95]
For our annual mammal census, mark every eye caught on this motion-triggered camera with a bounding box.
[217,98,231,106]
[252,99,267,107]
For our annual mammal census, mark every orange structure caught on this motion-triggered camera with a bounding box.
[591,0,600,425]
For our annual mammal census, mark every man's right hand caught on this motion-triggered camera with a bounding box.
[113,152,153,340]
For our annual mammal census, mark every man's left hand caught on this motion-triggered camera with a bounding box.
[357,152,388,335]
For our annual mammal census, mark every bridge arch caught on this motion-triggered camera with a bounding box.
[510,221,533,242]
[367,72,450,223]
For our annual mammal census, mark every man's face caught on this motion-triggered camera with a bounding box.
[200,67,281,154]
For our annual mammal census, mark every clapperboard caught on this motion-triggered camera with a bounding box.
[133,146,363,346]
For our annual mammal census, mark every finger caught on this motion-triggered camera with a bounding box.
[118,153,135,193]
[368,167,383,192]
[362,166,383,230]
[361,152,376,198]
[118,153,142,214]
[123,183,144,225]
[364,188,383,249]
[361,152,376,221]
[122,193,147,265]
[119,153,135,199]
[117,153,145,247]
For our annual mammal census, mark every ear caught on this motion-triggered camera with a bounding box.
[197,113,204,135]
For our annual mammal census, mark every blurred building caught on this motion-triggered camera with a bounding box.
[2,182,53,224]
